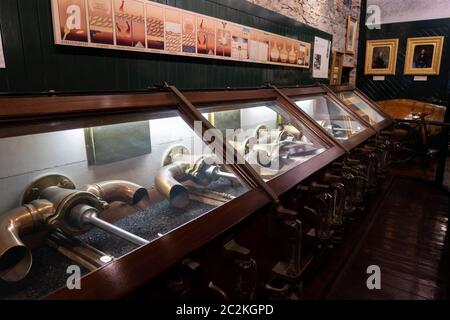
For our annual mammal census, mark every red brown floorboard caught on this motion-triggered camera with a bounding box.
[325,177,449,300]
[301,175,449,300]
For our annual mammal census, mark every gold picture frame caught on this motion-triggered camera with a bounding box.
[364,39,399,75]
[404,36,445,75]
[345,16,358,54]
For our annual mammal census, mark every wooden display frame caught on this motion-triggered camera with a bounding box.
[345,16,358,55]
[0,85,354,299]
[329,84,395,132]
[282,84,378,151]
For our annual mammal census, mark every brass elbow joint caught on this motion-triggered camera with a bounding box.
[155,151,238,209]
[0,175,150,282]
[155,162,191,209]
[0,200,54,282]
[80,180,150,210]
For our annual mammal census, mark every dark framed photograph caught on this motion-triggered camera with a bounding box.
[364,39,399,75]
[404,36,444,75]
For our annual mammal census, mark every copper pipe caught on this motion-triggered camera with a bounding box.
[81,180,150,210]
[155,162,191,209]
[0,200,54,282]
[0,179,149,282]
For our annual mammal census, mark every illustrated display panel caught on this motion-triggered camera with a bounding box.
[294,95,367,141]
[52,0,312,68]
[202,101,328,181]
[337,91,386,126]
[0,111,249,299]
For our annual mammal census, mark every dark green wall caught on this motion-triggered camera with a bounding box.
[0,0,332,94]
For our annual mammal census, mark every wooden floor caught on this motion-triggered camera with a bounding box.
[444,156,450,189]
[303,176,450,300]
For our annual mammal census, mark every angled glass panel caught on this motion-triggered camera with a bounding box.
[337,91,385,126]
[0,109,249,299]
[200,100,329,181]
[293,95,367,141]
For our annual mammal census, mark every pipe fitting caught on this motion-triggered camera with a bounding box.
[155,162,191,209]
[0,176,150,282]
[0,200,54,282]
[155,156,237,209]
[81,180,150,210]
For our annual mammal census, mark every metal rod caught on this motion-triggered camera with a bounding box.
[50,231,114,267]
[86,214,149,247]
[395,118,450,127]
[216,169,239,181]
[47,239,99,271]
[70,204,149,247]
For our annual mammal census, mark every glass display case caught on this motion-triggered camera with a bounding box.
[292,94,376,148]
[330,87,394,131]
[0,109,252,299]
[338,91,385,125]
[0,86,347,299]
[201,100,329,181]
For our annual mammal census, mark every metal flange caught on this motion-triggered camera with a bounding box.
[22,174,76,205]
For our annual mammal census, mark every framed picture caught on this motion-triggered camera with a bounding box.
[364,39,399,75]
[345,16,358,54]
[404,36,445,75]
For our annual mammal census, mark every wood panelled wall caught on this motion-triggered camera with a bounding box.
[0,0,332,94]
[357,0,450,113]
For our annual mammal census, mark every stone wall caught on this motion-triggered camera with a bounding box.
[247,0,361,82]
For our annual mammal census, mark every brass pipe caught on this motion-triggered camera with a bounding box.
[81,180,150,209]
[156,158,238,208]
[155,162,191,209]
[0,178,149,282]
[0,200,54,282]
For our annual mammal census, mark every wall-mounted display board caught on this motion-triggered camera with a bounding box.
[51,0,311,69]
[312,36,331,79]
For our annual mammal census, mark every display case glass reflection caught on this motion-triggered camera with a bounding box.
[0,112,249,299]
[338,91,385,126]
[293,95,367,141]
[202,101,328,181]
